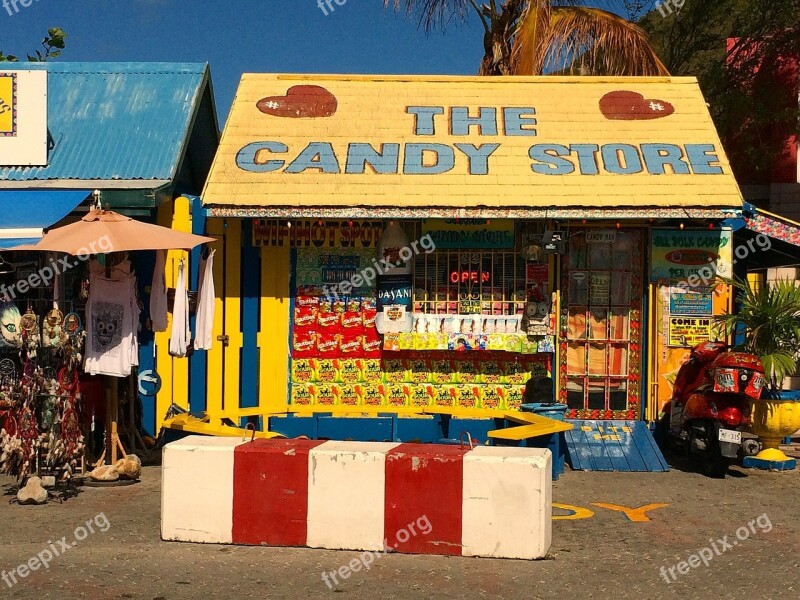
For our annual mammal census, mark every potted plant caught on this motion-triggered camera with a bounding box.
[715,277,800,470]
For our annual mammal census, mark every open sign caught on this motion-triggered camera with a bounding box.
[449,270,491,284]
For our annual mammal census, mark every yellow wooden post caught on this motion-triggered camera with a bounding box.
[170,196,192,410]
[257,246,290,413]
[154,200,175,432]
[224,220,243,416]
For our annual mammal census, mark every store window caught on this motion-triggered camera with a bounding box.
[560,228,643,419]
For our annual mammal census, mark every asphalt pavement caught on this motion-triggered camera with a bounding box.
[1,452,798,600]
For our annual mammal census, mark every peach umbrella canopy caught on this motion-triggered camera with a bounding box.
[19,209,215,254]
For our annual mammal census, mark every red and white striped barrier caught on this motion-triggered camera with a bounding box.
[161,436,552,559]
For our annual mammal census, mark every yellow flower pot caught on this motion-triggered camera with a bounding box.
[750,398,800,464]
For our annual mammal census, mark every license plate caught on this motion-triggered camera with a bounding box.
[718,429,741,444]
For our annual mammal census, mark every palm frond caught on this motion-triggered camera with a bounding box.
[714,276,800,388]
[513,6,669,75]
[383,0,477,32]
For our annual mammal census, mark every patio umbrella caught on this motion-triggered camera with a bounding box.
[14,208,215,470]
[17,208,214,254]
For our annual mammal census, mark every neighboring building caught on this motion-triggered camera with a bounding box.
[0,62,220,437]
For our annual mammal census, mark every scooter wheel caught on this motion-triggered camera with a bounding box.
[704,439,730,478]
[741,438,761,457]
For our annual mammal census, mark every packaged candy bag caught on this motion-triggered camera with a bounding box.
[385,384,410,407]
[338,384,360,406]
[359,359,383,383]
[315,384,338,406]
[361,385,384,406]
[505,386,525,410]
[455,359,479,384]
[339,359,361,384]
[432,385,457,407]
[291,359,316,383]
[409,384,434,407]
[382,358,408,383]
[482,386,504,410]
[292,329,317,358]
[480,358,503,384]
[405,357,432,384]
[340,336,364,357]
[315,359,341,384]
[455,385,480,409]
[291,384,314,406]
[317,332,342,358]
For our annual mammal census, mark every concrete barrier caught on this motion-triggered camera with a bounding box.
[161,436,552,559]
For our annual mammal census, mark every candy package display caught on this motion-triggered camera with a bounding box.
[503,360,530,385]
[358,358,383,383]
[481,386,503,410]
[409,384,434,407]
[383,333,401,352]
[405,357,431,384]
[505,386,525,410]
[316,332,342,358]
[292,329,317,358]
[315,384,338,406]
[430,357,455,384]
[291,359,316,383]
[382,357,408,383]
[290,383,314,406]
[338,384,361,406]
[432,385,456,407]
[361,386,384,406]
[340,336,364,357]
[315,359,341,383]
[479,359,503,384]
[455,385,480,409]
[454,359,479,384]
[294,305,318,328]
[383,384,410,407]
[339,359,361,384]
[362,329,382,358]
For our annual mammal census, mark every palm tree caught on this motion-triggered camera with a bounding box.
[385,0,668,76]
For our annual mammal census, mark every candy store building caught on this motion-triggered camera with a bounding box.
[155,73,789,437]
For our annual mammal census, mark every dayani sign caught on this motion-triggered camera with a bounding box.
[236,104,725,177]
[203,75,743,210]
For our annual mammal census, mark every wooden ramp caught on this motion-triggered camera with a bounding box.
[563,420,669,472]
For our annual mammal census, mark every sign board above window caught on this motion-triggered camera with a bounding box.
[0,69,47,167]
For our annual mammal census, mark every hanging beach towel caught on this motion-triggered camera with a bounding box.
[194,249,216,350]
[150,250,168,332]
[169,259,190,357]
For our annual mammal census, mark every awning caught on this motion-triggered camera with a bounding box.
[743,206,800,246]
[721,204,800,268]
[0,190,91,249]
[203,74,743,218]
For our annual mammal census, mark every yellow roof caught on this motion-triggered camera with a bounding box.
[203,74,743,216]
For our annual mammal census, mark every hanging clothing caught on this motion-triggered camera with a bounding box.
[169,259,190,357]
[194,249,216,350]
[150,250,168,332]
[85,258,140,377]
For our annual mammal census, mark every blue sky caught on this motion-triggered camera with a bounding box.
[1,0,649,124]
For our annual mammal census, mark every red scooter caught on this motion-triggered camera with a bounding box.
[661,341,765,478]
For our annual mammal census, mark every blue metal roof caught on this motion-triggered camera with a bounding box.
[0,62,212,184]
